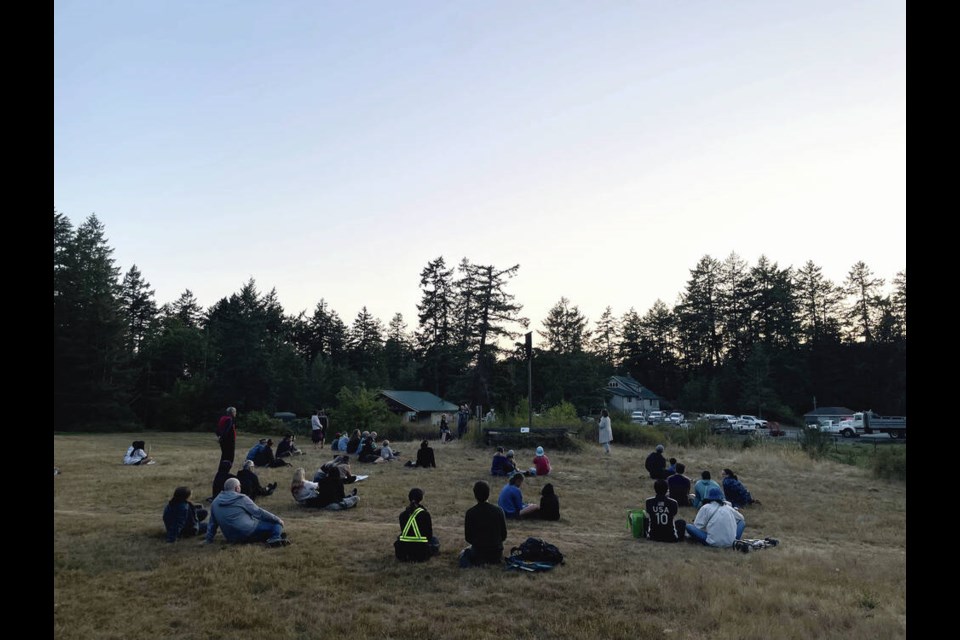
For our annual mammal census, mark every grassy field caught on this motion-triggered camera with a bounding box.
[53,432,906,640]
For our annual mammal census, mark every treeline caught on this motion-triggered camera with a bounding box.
[53,211,906,431]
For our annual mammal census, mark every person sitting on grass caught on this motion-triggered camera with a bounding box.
[204,478,289,547]
[163,486,208,542]
[377,439,400,463]
[238,459,277,501]
[693,470,722,508]
[357,433,383,463]
[210,460,237,500]
[686,487,745,548]
[293,465,358,510]
[275,433,304,458]
[497,473,540,519]
[394,487,440,562]
[123,440,155,465]
[253,439,290,468]
[644,444,667,480]
[645,479,686,542]
[530,446,552,476]
[500,450,520,476]
[405,440,437,468]
[459,480,508,568]
[490,447,509,476]
[246,439,267,463]
[665,457,678,477]
[666,462,693,507]
[722,468,760,507]
[537,482,560,521]
[329,432,342,452]
[346,430,362,455]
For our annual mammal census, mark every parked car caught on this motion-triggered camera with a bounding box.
[630,411,645,424]
[738,415,768,428]
[731,419,757,434]
[646,410,665,425]
[667,412,684,424]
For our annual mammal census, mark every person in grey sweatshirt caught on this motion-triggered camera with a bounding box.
[203,478,289,547]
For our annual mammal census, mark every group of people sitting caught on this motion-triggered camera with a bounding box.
[393,479,558,568]
[490,446,552,477]
[634,443,764,549]
[328,429,402,463]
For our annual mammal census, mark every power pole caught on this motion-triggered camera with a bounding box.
[525,331,533,429]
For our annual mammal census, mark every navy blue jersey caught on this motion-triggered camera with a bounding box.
[645,495,680,542]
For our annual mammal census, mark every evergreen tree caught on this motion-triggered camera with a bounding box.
[53,212,133,427]
[675,255,723,372]
[120,264,158,355]
[748,256,800,350]
[794,260,843,345]
[843,261,884,343]
[892,269,906,339]
[538,297,592,354]
[416,257,458,398]
[590,306,620,365]
[347,306,386,385]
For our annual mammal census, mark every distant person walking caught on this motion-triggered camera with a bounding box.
[216,407,238,464]
[598,409,613,455]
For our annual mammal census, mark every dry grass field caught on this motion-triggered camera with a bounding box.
[53,432,906,640]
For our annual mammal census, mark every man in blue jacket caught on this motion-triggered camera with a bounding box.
[497,473,539,519]
[204,478,289,547]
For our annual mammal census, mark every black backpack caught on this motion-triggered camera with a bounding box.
[509,537,564,565]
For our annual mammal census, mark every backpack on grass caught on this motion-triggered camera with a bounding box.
[509,537,564,566]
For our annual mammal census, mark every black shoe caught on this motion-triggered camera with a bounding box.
[351,488,358,496]
[764,537,779,547]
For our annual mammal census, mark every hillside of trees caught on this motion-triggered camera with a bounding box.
[53,211,906,431]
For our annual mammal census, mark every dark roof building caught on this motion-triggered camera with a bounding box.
[603,375,662,415]
[377,390,459,425]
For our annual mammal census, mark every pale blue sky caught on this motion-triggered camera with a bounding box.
[55,1,905,335]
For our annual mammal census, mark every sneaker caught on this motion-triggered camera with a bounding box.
[764,537,780,547]
[734,540,751,554]
[146,460,157,465]
[267,538,291,548]
[351,488,358,497]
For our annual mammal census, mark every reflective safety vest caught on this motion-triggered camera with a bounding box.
[399,507,428,543]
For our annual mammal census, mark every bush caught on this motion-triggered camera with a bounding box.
[871,447,906,481]
[672,423,712,448]
[798,426,832,460]
[242,410,286,435]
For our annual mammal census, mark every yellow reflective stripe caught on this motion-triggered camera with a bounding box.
[399,507,427,542]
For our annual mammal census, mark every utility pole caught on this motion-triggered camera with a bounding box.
[525,331,533,430]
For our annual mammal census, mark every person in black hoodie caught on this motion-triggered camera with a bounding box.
[209,460,237,501]
[459,480,508,567]
[537,483,560,521]
[312,462,359,510]
[238,459,277,501]
[644,444,668,480]
[404,440,436,468]
[345,430,362,455]
[253,439,290,468]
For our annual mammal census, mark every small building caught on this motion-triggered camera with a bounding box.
[803,407,856,426]
[602,375,662,415]
[378,390,459,426]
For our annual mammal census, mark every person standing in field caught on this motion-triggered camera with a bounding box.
[216,406,238,464]
[457,403,470,439]
[598,409,613,454]
[311,410,324,449]
[460,480,508,568]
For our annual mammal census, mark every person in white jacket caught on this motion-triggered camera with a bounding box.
[686,487,745,548]
[122,440,154,465]
[598,409,613,454]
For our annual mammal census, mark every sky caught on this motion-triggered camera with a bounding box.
[54,0,905,338]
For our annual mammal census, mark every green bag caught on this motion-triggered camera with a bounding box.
[628,509,647,539]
